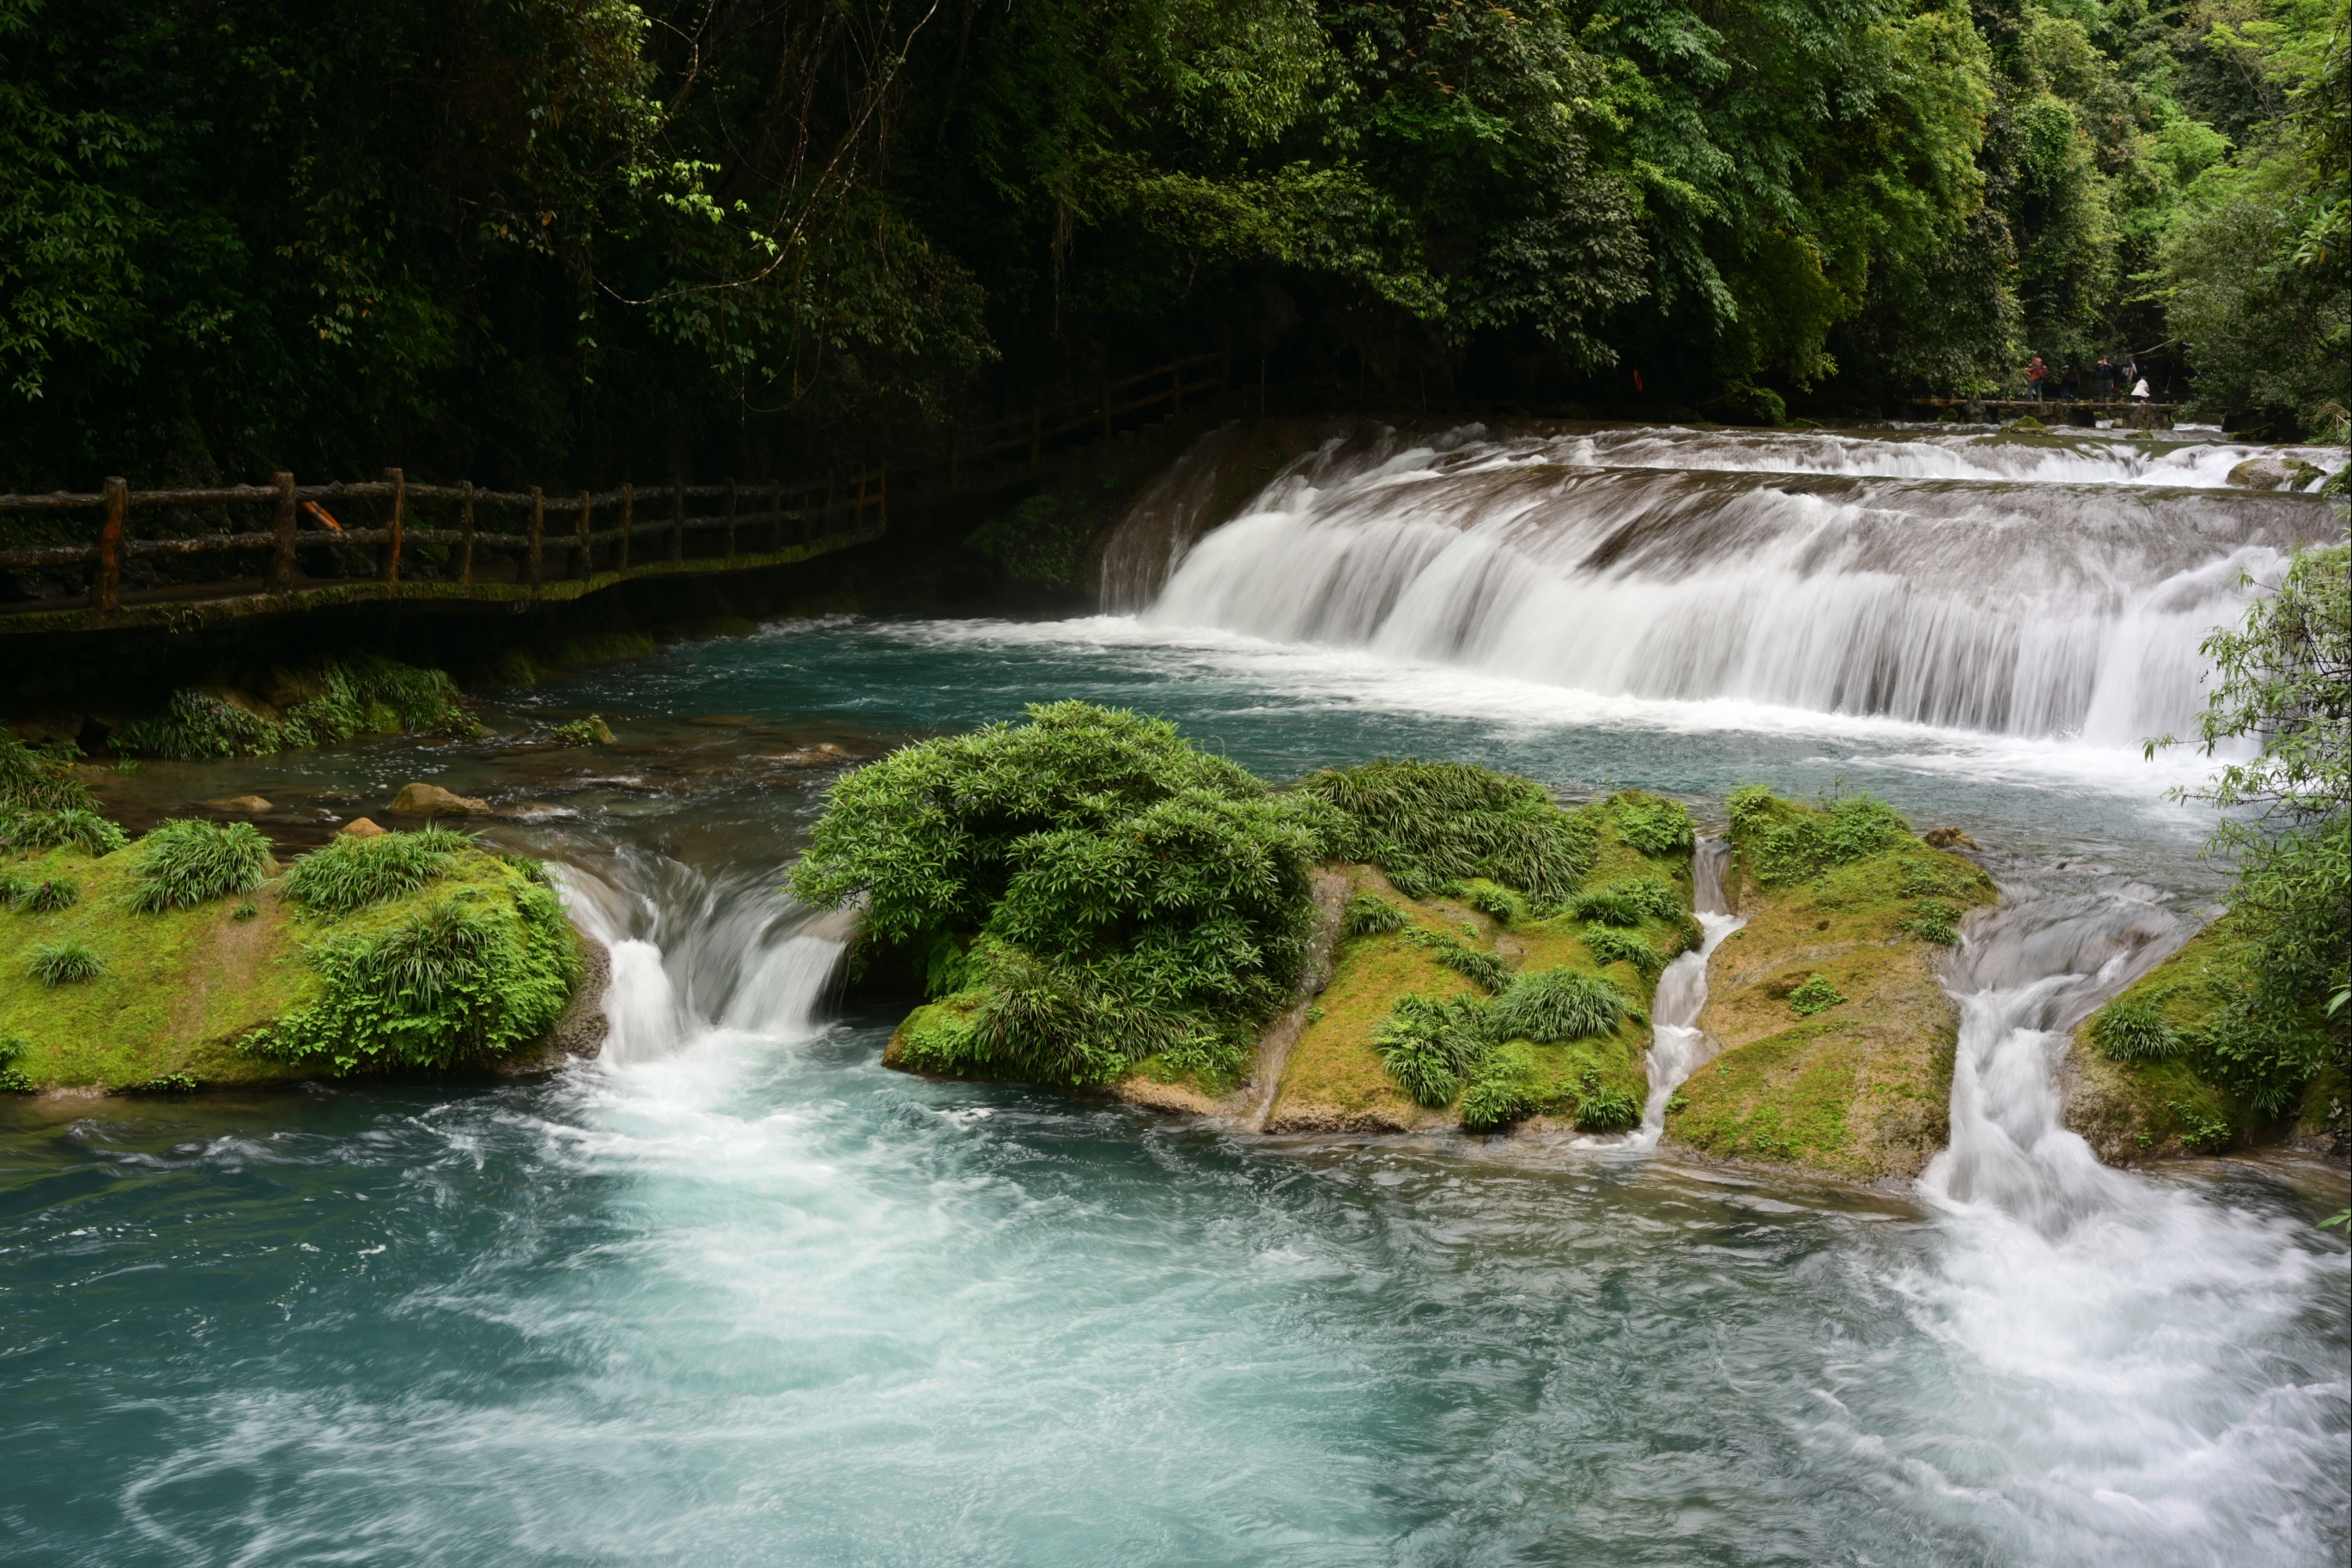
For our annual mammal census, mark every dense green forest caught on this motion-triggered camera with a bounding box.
[2,0,2344,488]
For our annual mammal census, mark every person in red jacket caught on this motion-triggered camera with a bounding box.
[2025,356,2047,402]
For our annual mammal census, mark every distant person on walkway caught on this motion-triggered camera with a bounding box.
[2062,363,2082,401]
[2095,356,2116,398]
[2026,356,2046,401]
[2130,377,2151,402]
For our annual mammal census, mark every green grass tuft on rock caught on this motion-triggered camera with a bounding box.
[1295,758,1597,903]
[1490,965,1628,1042]
[283,828,471,915]
[128,820,272,913]
[28,939,104,986]
[0,807,129,857]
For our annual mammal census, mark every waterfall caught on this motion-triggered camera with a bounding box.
[1590,836,1747,1151]
[1127,423,2340,742]
[562,849,848,1063]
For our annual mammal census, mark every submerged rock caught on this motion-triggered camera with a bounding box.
[389,782,490,817]
[204,795,275,814]
[1922,827,1977,849]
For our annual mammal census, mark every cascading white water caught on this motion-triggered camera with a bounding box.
[1879,870,2347,1563]
[562,851,848,1064]
[1621,836,1745,1150]
[1140,425,2339,742]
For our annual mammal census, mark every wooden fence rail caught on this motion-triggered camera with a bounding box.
[0,349,1233,629]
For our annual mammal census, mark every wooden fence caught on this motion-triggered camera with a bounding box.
[0,350,1233,630]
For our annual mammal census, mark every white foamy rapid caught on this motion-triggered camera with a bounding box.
[1137,424,2338,742]
[562,852,848,1067]
[1864,869,2349,1566]
[1619,836,1744,1151]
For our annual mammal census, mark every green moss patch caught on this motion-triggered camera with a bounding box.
[1667,789,1990,1181]
[0,834,574,1091]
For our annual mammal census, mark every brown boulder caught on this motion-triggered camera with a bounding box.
[388,782,490,817]
[204,795,274,814]
[340,817,387,838]
[1922,827,1978,850]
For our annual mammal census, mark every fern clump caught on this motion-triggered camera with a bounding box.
[793,702,1333,1085]
[1614,794,1695,856]
[0,732,95,812]
[1401,927,1511,992]
[1459,1045,1541,1132]
[1582,925,1665,979]
[1372,994,1493,1107]
[1462,883,1521,924]
[1568,878,1682,927]
[28,940,105,986]
[1787,973,1847,1016]
[15,878,79,914]
[0,807,127,856]
[1345,892,1410,936]
[256,885,575,1071]
[1489,966,1627,1042]
[1296,758,1596,903]
[1569,1073,1643,1131]
[1729,787,1911,885]
[128,819,271,912]
[112,658,471,759]
[0,1036,33,1092]
[2093,997,2183,1061]
[284,828,471,915]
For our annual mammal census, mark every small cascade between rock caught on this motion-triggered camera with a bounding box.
[1618,836,1745,1151]
[561,849,848,1063]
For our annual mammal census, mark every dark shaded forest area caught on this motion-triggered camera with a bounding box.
[3,0,2344,489]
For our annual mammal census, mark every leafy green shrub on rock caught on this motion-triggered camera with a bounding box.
[1728,787,1910,885]
[1787,974,1847,1016]
[1401,927,1511,992]
[1372,994,1493,1107]
[1459,1045,1541,1132]
[1581,925,1666,979]
[28,940,104,986]
[1297,759,1596,903]
[794,702,1332,1085]
[256,884,576,1072]
[284,828,471,915]
[19,878,77,914]
[1614,794,1695,856]
[2093,997,2182,1061]
[0,1036,33,1092]
[1568,878,1681,927]
[128,820,271,912]
[1462,883,1521,924]
[1570,1074,1643,1131]
[1489,965,1627,1042]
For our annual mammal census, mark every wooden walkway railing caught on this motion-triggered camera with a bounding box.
[0,350,1232,632]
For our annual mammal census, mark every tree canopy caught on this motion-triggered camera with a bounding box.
[2,0,2344,489]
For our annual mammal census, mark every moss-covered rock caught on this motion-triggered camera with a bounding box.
[2063,914,2344,1159]
[0,833,581,1091]
[1264,793,1693,1133]
[1665,790,1995,1182]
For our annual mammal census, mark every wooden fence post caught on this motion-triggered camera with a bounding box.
[270,472,296,593]
[458,481,476,587]
[669,481,684,562]
[527,486,544,587]
[90,477,126,618]
[380,467,405,584]
[574,492,593,579]
[617,483,633,572]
